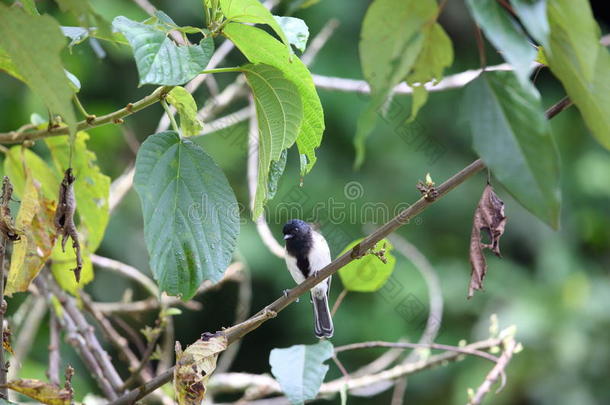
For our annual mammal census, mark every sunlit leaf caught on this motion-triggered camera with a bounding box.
[338,238,396,292]
[134,131,240,299]
[218,0,290,51]
[463,71,560,228]
[50,242,93,294]
[269,341,334,405]
[223,23,324,175]
[112,16,214,86]
[242,63,303,218]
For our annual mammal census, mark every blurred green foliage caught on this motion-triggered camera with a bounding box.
[0,0,608,404]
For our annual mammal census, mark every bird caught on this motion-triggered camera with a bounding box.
[282,219,334,338]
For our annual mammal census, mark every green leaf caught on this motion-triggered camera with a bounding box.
[274,16,309,53]
[51,243,94,294]
[5,174,56,296]
[463,71,560,228]
[338,239,396,292]
[242,63,303,219]
[19,0,40,15]
[45,132,111,251]
[0,47,25,82]
[465,0,536,85]
[269,341,334,405]
[405,23,454,121]
[61,26,90,48]
[510,0,549,49]
[544,0,610,150]
[218,0,290,51]
[0,5,76,135]
[355,0,437,167]
[223,23,324,175]
[112,16,215,86]
[133,131,240,299]
[166,86,204,137]
[65,69,81,92]
[4,148,59,200]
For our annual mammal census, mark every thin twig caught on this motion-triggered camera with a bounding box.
[6,296,47,383]
[48,311,61,386]
[0,86,173,144]
[0,177,12,400]
[330,288,348,317]
[467,339,518,405]
[390,377,407,405]
[90,254,158,297]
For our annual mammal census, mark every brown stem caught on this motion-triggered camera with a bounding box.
[0,235,7,400]
[48,311,61,386]
[0,86,172,144]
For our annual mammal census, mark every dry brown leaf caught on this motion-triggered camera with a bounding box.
[469,184,507,298]
[6,379,71,405]
[54,168,82,282]
[174,332,227,405]
[0,176,21,241]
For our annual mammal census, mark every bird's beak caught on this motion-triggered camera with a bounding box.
[283,234,293,240]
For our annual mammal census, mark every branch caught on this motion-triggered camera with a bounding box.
[0,86,172,144]
[109,158,487,405]
[48,311,61,386]
[207,338,504,400]
[90,254,158,297]
[467,338,518,405]
[312,63,514,95]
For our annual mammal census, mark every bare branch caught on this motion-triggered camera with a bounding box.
[90,254,158,297]
[48,311,61,386]
[301,18,340,66]
[467,339,518,405]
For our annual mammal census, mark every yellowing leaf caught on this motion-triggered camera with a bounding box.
[174,334,227,405]
[7,379,71,405]
[5,175,56,296]
[166,87,204,137]
[50,242,93,295]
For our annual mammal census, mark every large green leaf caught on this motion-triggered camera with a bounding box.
[218,0,290,51]
[338,239,396,292]
[355,0,437,167]
[0,47,24,82]
[133,131,240,299]
[223,23,324,175]
[46,132,110,251]
[269,341,334,405]
[51,241,94,294]
[405,23,454,121]
[463,71,560,229]
[544,0,610,150]
[166,86,204,137]
[0,5,76,135]
[242,63,303,218]
[112,16,214,86]
[465,0,536,85]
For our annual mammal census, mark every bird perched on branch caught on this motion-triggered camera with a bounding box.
[282,219,334,338]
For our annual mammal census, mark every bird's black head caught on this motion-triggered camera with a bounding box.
[282,219,311,243]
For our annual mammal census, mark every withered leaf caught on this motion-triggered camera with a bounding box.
[174,334,227,405]
[6,379,71,405]
[54,168,82,282]
[5,174,57,296]
[469,184,507,298]
[0,176,21,241]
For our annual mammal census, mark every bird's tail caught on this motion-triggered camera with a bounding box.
[312,293,334,338]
